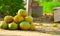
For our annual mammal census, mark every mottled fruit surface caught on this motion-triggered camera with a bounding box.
[20,21,30,30]
[4,16,13,23]
[25,16,33,23]
[14,15,24,23]
[17,9,28,17]
[30,23,36,30]
[8,22,18,30]
[1,22,8,29]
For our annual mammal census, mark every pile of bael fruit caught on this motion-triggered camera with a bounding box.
[0,9,35,31]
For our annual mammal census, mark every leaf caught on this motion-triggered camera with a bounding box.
[0,6,2,9]
[0,0,25,17]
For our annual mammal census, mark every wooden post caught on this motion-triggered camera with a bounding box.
[26,0,32,16]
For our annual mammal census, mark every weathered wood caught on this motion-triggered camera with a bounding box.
[53,7,60,22]
[26,0,43,16]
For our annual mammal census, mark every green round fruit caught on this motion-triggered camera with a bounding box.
[8,22,18,30]
[20,21,30,30]
[53,23,58,27]
[17,9,28,17]
[30,23,36,30]
[4,16,13,23]
[14,15,24,23]
[1,22,8,29]
[25,16,33,23]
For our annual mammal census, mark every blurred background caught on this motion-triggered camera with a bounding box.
[0,0,25,18]
[33,0,60,15]
[0,0,60,22]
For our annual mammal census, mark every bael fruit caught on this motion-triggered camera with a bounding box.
[4,16,13,23]
[14,14,24,23]
[52,23,58,30]
[25,16,33,23]
[20,21,30,30]
[17,9,28,17]
[1,22,8,29]
[30,23,36,30]
[8,22,18,30]
[53,23,58,27]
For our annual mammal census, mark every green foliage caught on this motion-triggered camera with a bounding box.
[40,2,60,14]
[0,0,25,17]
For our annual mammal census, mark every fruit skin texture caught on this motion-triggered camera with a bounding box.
[20,21,30,30]
[30,23,35,30]
[4,16,13,23]
[14,14,24,23]
[1,22,8,29]
[25,16,33,23]
[17,9,28,17]
[8,22,18,30]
